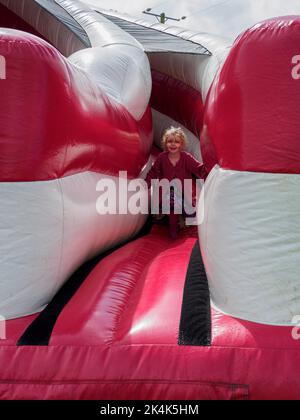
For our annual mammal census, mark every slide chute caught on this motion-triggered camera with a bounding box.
[0,0,300,400]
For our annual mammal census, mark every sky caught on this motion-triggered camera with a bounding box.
[84,0,300,41]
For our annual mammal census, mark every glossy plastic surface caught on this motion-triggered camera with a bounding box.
[203,16,300,174]
[0,227,299,400]
[0,30,152,182]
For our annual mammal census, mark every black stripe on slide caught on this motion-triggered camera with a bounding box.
[17,217,153,347]
[178,240,211,346]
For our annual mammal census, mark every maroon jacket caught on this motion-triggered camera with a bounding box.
[146,151,206,188]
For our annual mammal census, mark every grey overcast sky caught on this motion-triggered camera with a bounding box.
[84,0,300,41]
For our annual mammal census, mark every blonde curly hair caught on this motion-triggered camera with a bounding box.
[161,126,188,151]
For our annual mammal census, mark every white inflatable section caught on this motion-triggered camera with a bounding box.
[57,0,152,120]
[151,109,202,162]
[0,0,86,56]
[139,155,155,180]
[69,45,151,121]
[149,47,230,101]
[0,0,152,120]
[199,166,300,326]
[57,0,142,49]
[0,172,147,319]
[92,9,231,101]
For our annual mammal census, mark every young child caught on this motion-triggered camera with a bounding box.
[146,127,207,239]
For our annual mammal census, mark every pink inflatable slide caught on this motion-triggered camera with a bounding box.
[1,0,300,400]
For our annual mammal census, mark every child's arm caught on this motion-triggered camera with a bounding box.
[145,156,162,188]
[186,153,208,180]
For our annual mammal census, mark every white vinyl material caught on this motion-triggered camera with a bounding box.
[0,0,152,319]
[199,166,300,326]
[97,10,211,55]
[57,0,152,120]
[0,0,152,120]
[0,172,148,320]
[69,45,151,121]
[139,155,155,180]
[0,0,86,56]
[151,109,202,162]
[149,48,230,101]
[57,0,141,49]
[91,8,231,101]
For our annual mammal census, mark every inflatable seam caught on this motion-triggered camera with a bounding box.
[55,178,65,297]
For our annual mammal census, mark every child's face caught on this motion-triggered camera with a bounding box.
[166,135,183,154]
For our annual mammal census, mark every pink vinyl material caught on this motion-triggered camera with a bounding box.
[151,70,204,138]
[202,16,300,174]
[1,6,300,400]
[0,3,45,39]
[0,227,299,400]
[0,30,152,182]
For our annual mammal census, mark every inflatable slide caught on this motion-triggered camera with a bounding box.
[0,0,300,400]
